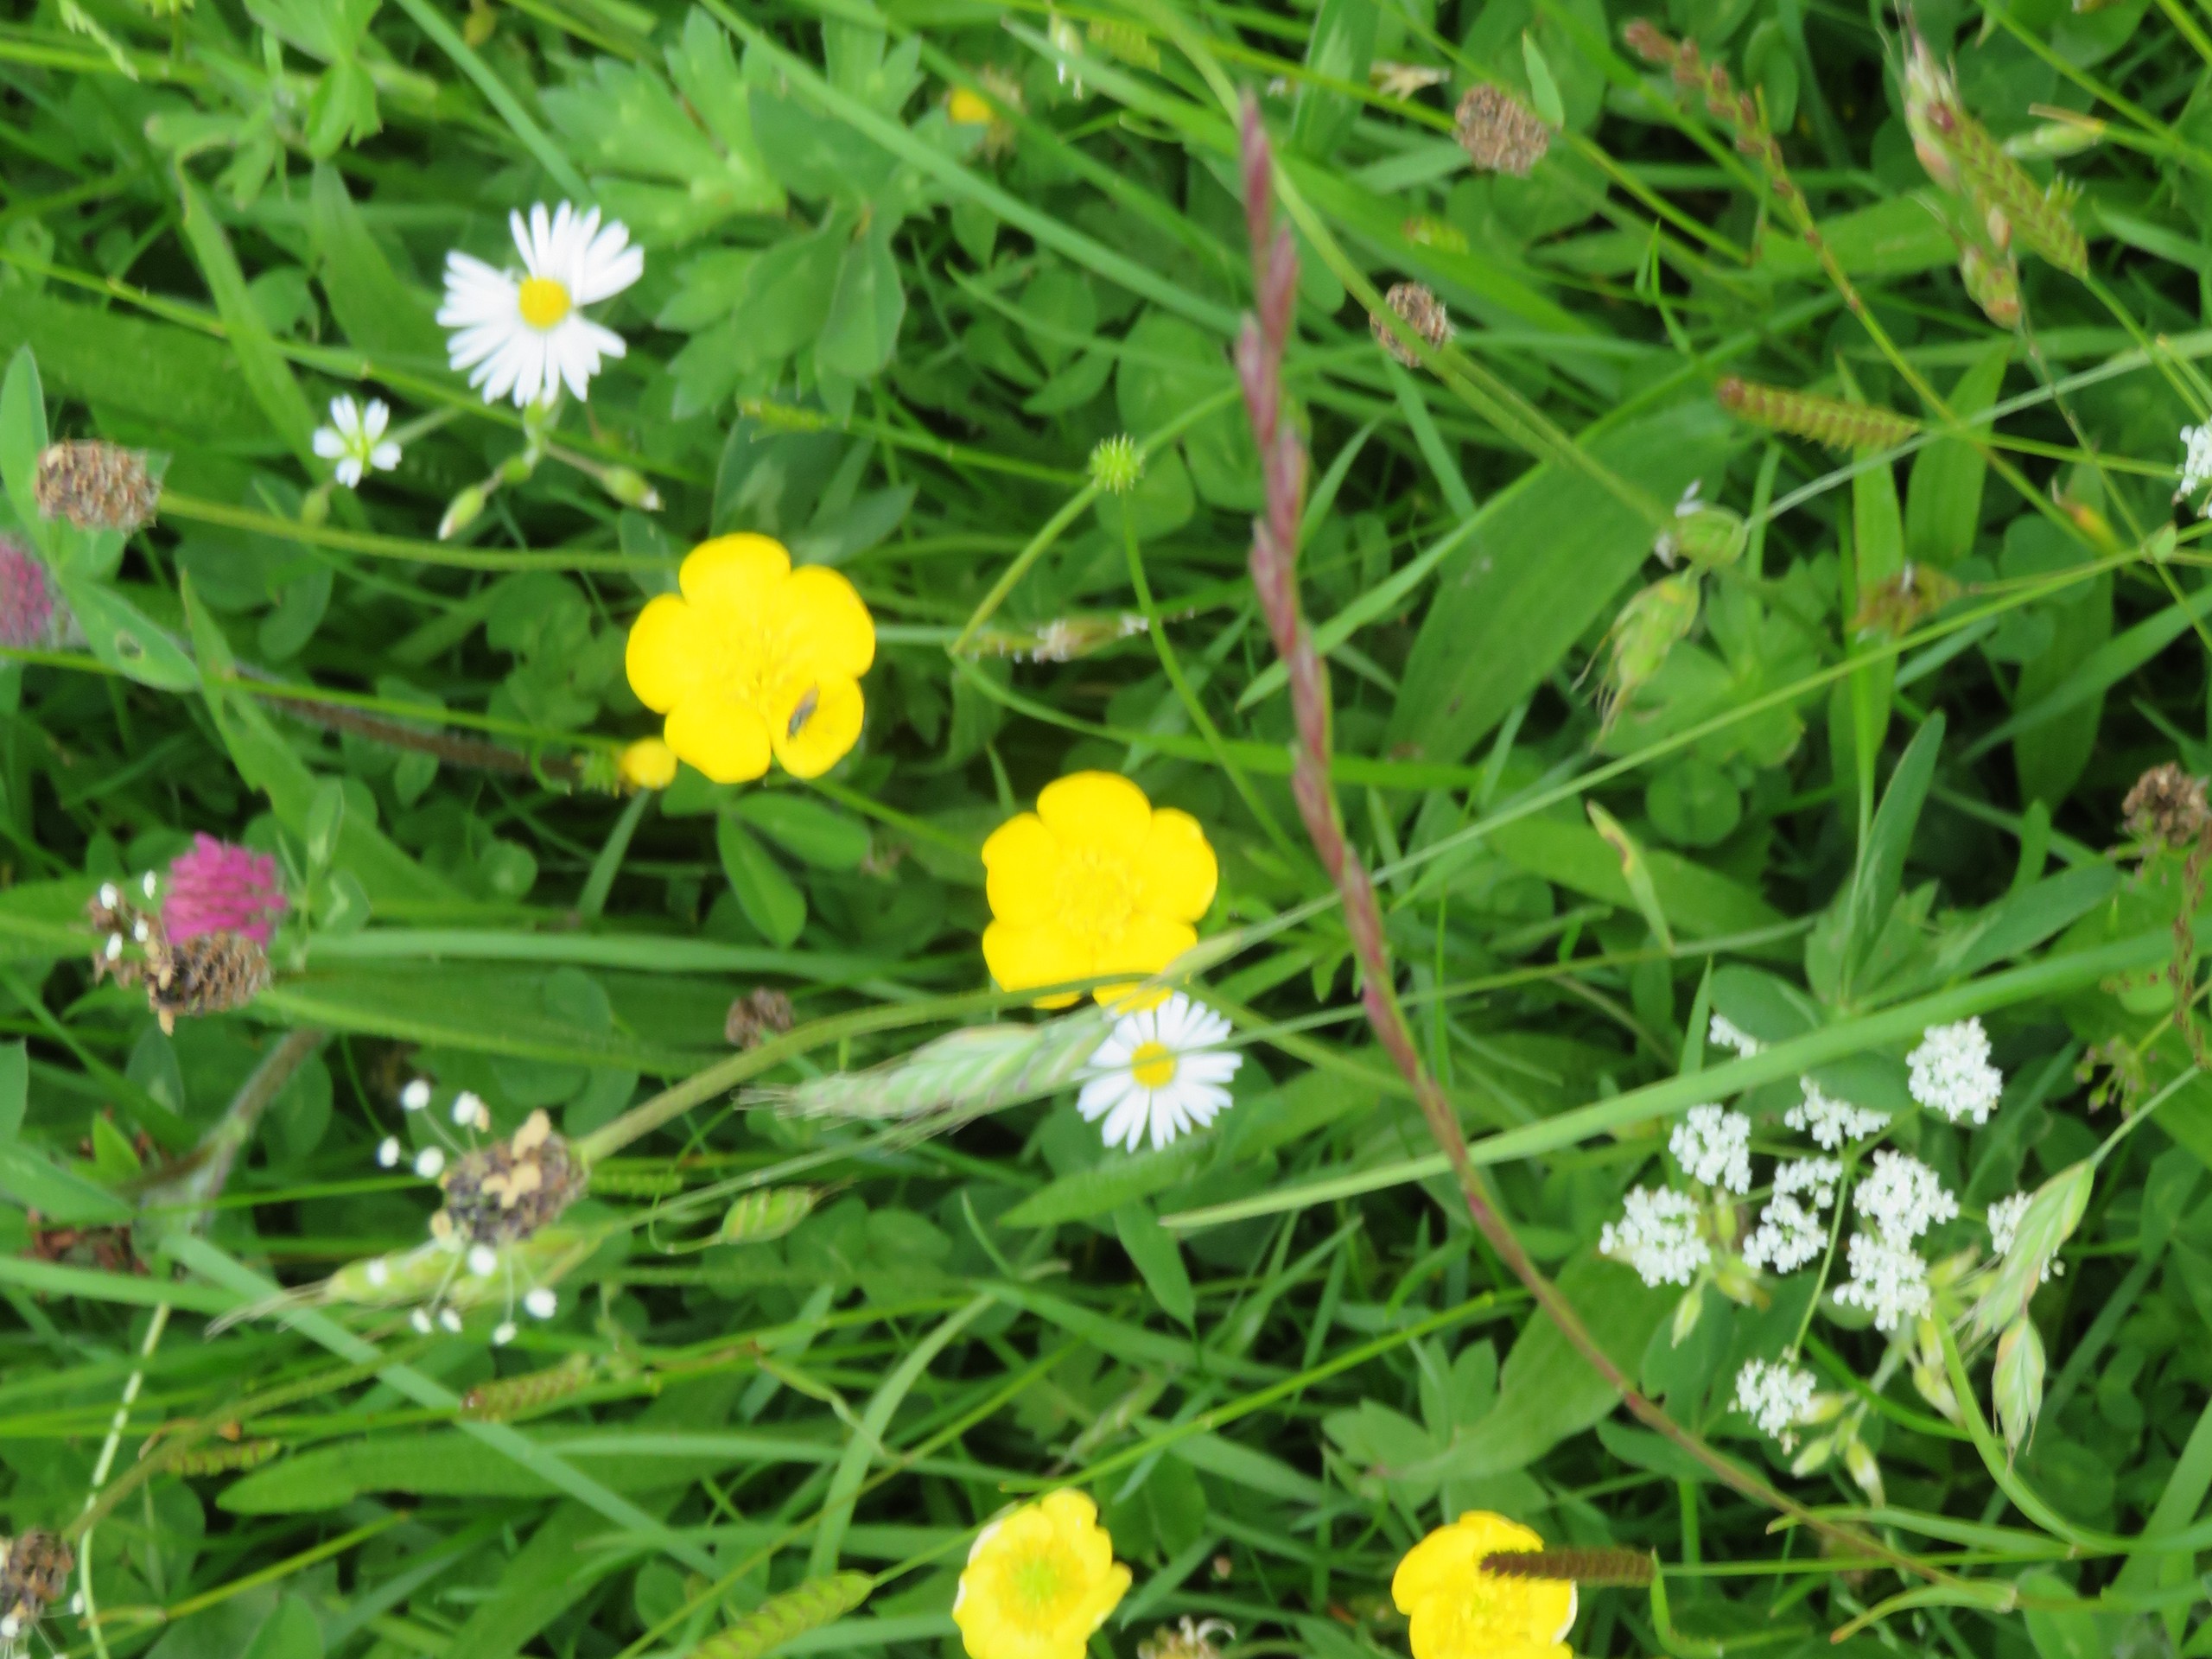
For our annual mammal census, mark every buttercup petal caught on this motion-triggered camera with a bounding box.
[770,675,863,779]
[1036,772,1151,857]
[982,813,1062,925]
[776,564,876,678]
[681,533,790,617]
[1132,808,1217,922]
[982,920,1087,1006]
[624,594,710,713]
[1094,913,1196,982]
[664,690,772,785]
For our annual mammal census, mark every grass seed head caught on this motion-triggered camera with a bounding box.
[1370,283,1452,367]
[1453,83,1550,175]
[34,440,160,532]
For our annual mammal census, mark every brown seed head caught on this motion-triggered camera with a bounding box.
[149,931,271,1033]
[35,440,161,533]
[1370,283,1453,368]
[0,1529,74,1638]
[2123,762,2210,850]
[725,987,796,1050]
[435,1109,586,1246]
[1454,83,1550,175]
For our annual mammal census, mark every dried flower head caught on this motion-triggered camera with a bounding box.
[1370,283,1453,367]
[0,1529,71,1651]
[1453,83,1550,175]
[726,986,796,1049]
[2124,762,2209,849]
[1137,1618,1236,1659]
[87,881,270,1034]
[35,439,161,532]
[162,833,288,945]
[430,1109,587,1248]
[0,536,75,651]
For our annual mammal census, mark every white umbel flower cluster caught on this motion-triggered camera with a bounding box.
[1743,1157,1844,1274]
[1906,1018,2004,1126]
[1833,1150,1958,1331]
[1735,1357,1819,1447]
[1986,1191,2031,1257]
[2179,423,2212,517]
[1784,1077,1891,1149]
[1833,1230,1932,1330]
[1707,1012,1762,1058]
[1600,1186,1709,1287]
[1670,1103,1752,1193]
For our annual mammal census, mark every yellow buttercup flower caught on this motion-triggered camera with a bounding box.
[982,772,1217,1008]
[1392,1513,1576,1659]
[954,1491,1130,1659]
[624,534,874,785]
[617,736,677,790]
[948,86,995,124]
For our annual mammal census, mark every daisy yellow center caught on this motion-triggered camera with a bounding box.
[1053,847,1138,944]
[1129,1042,1178,1089]
[518,276,573,330]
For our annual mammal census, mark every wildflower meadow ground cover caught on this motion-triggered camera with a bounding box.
[6,0,2212,1656]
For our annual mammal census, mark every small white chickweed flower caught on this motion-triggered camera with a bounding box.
[1784,1077,1891,1149]
[1735,1357,1819,1447]
[438,202,643,406]
[1600,1186,1709,1287]
[1906,1017,2005,1126]
[1077,993,1243,1153]
[2178,423,2212,516]
[410,1308,433,1334]
[312,395,402,489]
[413,1147,447,1179]
[377,1135,401,1168]
[467,1243,499,1278]
[438,1308,464,1332]
[1669,1104,1752,1194]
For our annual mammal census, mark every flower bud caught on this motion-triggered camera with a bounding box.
[601,465,661,511]
[1088,435,1143,495]
[1671,1282,1703,1345]
[2004,114,2106,159]
[1672,505,1747,570]
[438,484,486,542]
[1841,1435,1885,1506]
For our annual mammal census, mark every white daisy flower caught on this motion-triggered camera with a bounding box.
[312,395,401,488]
[1077,993,1243,1152]
[437,201,643,407]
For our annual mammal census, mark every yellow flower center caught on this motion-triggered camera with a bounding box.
[518,276,572,330]
[1129,1042,1177,1089]
[1010,1550,1067,1612]
[1053,847,1138,945]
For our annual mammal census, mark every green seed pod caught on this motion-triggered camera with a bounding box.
[1716,377,1918,452]
[1669,505,1746,571]
[1599,575,1700,732]
[460,1352,595,1421]
[162,1438,283,1477]
[600,466,661,511]
[1089,435,1143,495]
[753,1008,1110,1123]
[437,484,487,542]
[1970,1160,2089,1338]
[721,1186,820,1245]
[695,1572,875,1659]
[1992,1314,2045,1456]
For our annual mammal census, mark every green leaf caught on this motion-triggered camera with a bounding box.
[309,164,440,357]
[1113,1202,1195,1326]
[1485,814,1783,940]
[304,57,382,156]
[0,1042,24,1141]
[1837,713,1944,999]
[1001,1136,1210,1227]
[0,1141,131,1224]
[0,294,276,447]
[1427,1251,1672,1480]
[1847,443,1905,822]
[245,0,376,62]
[814,216,906,380]
[52,573,199,690]
[1389,402,1738,763]
[733,793,869,870]
[718,813,806,946]
[175,175,319,463]
[1522,33,1567,128]
[241,1597,324,1659]
[1904,344,2009,567]
[2016,1569,2123,1659]
[1586,800,1673,950]
[0,346,47,538]
[1290,0,1378,156]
